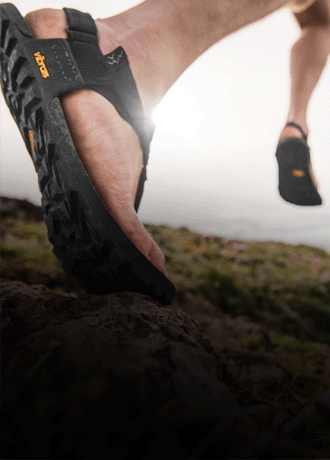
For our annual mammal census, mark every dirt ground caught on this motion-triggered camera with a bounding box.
[1,280,329,459]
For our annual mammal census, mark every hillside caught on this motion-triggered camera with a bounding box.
[1,196,329,458]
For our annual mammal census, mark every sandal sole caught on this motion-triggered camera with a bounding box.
[0,3,176,304]
[276,138,322,206]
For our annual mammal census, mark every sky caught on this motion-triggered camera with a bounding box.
[1,0,329,251]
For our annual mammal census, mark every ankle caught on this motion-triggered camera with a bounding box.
[280,121,309,141]
[95,16,172,114]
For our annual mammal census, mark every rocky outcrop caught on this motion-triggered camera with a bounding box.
[0,196,43,221]
[1,280,329,459]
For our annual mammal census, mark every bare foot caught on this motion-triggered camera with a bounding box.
[279,123,319,189]
[24,8,167,276]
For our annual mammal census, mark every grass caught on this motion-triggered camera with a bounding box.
[1,216,330,403]
[1,217,329,343]
[1,217,78,291]
[146,224,330,344]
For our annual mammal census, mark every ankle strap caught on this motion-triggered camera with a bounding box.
[63,8,98,45]
[285,122,308,142]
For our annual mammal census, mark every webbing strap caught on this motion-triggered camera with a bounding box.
[62,8,154,211]
[285,122,308,142]
[64,8,98,45]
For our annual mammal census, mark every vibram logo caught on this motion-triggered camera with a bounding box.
[28,129,34,154]
[34,51,50,79]
[292,169,305,177]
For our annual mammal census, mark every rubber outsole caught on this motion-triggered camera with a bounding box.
[276,138,322,206]
[0,3,176,304]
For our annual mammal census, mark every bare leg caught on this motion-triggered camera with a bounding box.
[24,0,289,274]
[279,0,330,142]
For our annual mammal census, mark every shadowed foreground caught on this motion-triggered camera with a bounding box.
[1,197,330,458]
[1,280,329,459]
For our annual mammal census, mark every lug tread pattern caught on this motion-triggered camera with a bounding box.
[0,5,175,304]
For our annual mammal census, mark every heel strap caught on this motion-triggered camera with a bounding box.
[285,122,308,142]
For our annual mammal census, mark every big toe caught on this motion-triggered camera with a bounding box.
[117,210,167,276]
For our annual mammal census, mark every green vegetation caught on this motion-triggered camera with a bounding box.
[146,224,330,344]
[1,217,329,342]
[1,216,330,406]
[0,217,76,291]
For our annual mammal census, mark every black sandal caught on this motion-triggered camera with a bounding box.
[275,121,322,206]
[0,3,176,304]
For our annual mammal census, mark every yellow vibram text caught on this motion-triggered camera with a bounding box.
[34,51,50,79]
[292,169,305,178]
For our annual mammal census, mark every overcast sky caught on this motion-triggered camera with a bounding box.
[1,1,329,250]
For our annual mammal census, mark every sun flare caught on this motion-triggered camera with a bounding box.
[152,85,202,140]
[152,80,241,148]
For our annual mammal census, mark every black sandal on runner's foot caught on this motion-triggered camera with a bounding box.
[275,122,322,206]
[0,3,176,304]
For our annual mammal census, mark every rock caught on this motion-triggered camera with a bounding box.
[1,280,328,459]
[0,196,43,221]
[0,280,242,458]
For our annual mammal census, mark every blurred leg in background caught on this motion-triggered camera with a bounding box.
[276,0,330,205]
